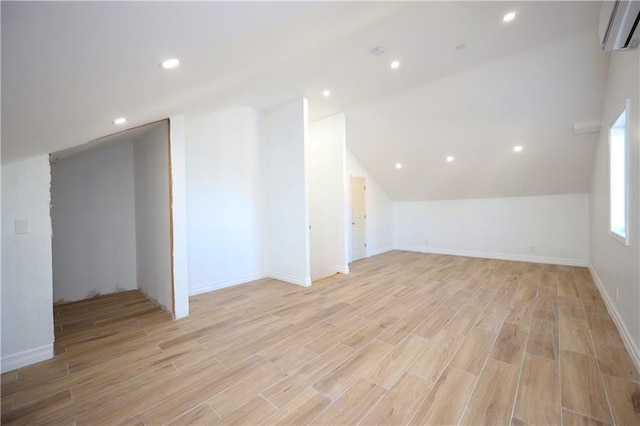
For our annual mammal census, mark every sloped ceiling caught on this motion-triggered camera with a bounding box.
[2,1,609,200]
[347,28,610,201]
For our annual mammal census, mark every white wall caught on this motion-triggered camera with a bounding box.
[589,50,640,368]
[308,113,348,279]
[345,29,607,202]
[395,194,589,265]
[51,142,137,302]
[169,116,190,318]
[134,121,173,311]
[346,150,394,260]
[185,107,265,295]
[1,155,55,372]
[262,98,311,286]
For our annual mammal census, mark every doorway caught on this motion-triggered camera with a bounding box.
[350,176,366,262]
[50,120,177,313]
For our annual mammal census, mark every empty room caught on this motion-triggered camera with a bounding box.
[1,1,639,425]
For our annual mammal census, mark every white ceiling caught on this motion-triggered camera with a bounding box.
[2,1,609,201]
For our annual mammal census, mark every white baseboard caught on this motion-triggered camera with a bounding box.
[335,265,349,274]
[1,344,53,373]
[269,271,312,287]
[312,266,350,282]
[366,246,394,257]
[588,264,640,374]
[394,245,588,267]
[189,270,314,297]
[189,272,269,296]
[173,308,189,320]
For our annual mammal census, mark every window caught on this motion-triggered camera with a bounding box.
[610,101,629,245]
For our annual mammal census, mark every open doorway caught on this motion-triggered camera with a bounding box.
[50,120,177,318]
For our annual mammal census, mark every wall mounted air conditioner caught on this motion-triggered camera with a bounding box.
[600,0,640,50]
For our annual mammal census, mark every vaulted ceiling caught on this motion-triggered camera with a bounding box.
[2,1,609,200]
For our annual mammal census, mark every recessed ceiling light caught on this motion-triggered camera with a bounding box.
[112,117,127,125]
[514,145,523,152]
[446,156,454,162]
[322,90,331,97]
[161,58,180,69]
[395,162,403,169]
[390,60,400,69]
[503,12,516,22]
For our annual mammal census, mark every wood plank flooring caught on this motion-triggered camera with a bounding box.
[2,251,640,425]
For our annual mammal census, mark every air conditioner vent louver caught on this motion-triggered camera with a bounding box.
[624,11,640,47]
[600,0,640,51]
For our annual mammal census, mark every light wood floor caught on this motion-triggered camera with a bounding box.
[2,251,640,425]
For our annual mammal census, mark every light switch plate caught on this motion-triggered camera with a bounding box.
[15,219,29,234]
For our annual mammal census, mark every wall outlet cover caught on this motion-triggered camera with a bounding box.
[15,219,30,234]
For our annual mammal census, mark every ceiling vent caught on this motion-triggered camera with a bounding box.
[573,121,601,135]
[600,0,640,50]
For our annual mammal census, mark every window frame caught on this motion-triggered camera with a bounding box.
[609,99,631,246]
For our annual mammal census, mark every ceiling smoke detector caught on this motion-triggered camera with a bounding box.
[371,46,386,57]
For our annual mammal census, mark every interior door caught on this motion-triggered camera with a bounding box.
[350,176,366,262]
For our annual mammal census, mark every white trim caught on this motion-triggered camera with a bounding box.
[1,344,53,373]
[189,269,316,297]
[189,272,269,296]
[394,245,588,267]
[609,230,630,246]
[588,264,640,374]
[366,246,394,258]
[335,265,349,274]
[608,101,631,247]
[312,266,350,282]
[268,271,312,287]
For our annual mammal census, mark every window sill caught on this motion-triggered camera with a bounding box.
[610,230,629,246]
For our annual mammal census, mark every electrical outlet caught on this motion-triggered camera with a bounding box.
[529,246,535,252]
[424,239,429,245]
[616,287,620,301]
